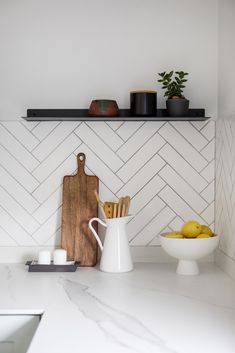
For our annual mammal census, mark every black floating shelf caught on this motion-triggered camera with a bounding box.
[22,109,209,122]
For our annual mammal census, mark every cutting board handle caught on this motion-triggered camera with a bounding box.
[77,153,86,174]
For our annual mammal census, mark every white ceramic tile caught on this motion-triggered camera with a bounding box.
[75,144,123,193]
[2,122,39,151]
[32,208,61,244]
[32,154,76,203]
[200,139,215,162]
[200,160,215,183]
[170,122,208,151]
[31,121,60,141]
[0,124,39,172]
[190,121,209,131]
[221,126,233,170]
[158,123,208,172]
[75,123,123,171]
[87,122,124,151]
[0,226,17,246]
[32,133,81,182]
[159,143,208,193]
[0,145,39,193]
[168,216,184,231]
[130,174,166,215]
[115,121,145,141]
[0,206,37,246]
[0,186,39,234]
[117,122,162,161]
[44,229,61,246]
[98,182,117,203]
[106,121,124,131]
[117,133,165,183]
[0,165,39,213]
[159,186,206,224]
[159,165,208,213]
[0,121,215,249]
[33,187,62,224]
[200,121,215,141]
[128,195,165,241]
[131,207,175,245]
[117,153,165,198]
[200,181,215,204]
[215,119,235,262]
[21,121,39,131]
[32,122,79,161]
[201,202,214,225]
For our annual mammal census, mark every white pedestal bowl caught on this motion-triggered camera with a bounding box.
[159,234,220,275]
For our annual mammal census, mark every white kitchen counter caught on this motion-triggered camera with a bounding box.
[0,263,235,353]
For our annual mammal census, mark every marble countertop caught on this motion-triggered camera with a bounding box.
[0,263,235,353]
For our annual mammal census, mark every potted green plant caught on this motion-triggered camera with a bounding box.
[158,71,189,117]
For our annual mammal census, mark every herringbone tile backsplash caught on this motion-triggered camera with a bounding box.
[216,118,235,260]
[0,120,215,251]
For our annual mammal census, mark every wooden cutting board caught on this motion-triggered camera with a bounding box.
[61,153,98,266]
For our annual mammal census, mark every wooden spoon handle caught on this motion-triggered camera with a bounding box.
[94,190,101,204]
[122,196,130,216]
[113,203,117,218]
[117,204,121,218]
[94,191,106,219]
[121,204,126,217]
[125,196,131,216]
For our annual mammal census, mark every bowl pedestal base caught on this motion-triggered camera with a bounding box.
[176,260,199,275]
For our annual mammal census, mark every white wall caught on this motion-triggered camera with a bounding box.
[0,0,218,262]
[0,0,217,120]
[215,0,235,279]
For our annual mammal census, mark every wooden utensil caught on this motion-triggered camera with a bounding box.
[113,203,117,218]
[94,190,106,219]
[121,204,126,217]
[61,153,98,266]
[104,202,116,218]
[117,197,124,218]
[123,196,131,216]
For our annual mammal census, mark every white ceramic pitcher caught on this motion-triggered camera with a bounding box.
[88,216,134,273]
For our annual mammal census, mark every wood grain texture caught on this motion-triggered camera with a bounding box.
[61,153,98,266]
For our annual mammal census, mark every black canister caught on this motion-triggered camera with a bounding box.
[130,91,157,116]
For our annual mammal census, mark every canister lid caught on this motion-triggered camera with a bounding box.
[130,90,157,94]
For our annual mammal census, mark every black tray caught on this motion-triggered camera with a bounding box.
[25,261,80,272]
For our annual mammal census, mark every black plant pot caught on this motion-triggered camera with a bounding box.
[166,99,189,117]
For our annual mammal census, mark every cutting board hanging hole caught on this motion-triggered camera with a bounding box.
[77,153,85,174]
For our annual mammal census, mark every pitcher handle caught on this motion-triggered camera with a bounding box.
[88,217,107,251]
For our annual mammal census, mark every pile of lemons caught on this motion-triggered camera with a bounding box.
[164,220,214,239]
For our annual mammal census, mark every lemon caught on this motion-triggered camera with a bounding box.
[164,232,183,239]
[197,234,210,238]
[181,221,202,238]
[200,225,213,237]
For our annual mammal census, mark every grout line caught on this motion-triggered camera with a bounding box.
[0,205,39,246]
[129,204,167,243]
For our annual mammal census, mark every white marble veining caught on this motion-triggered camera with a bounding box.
[0,263,235,353]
